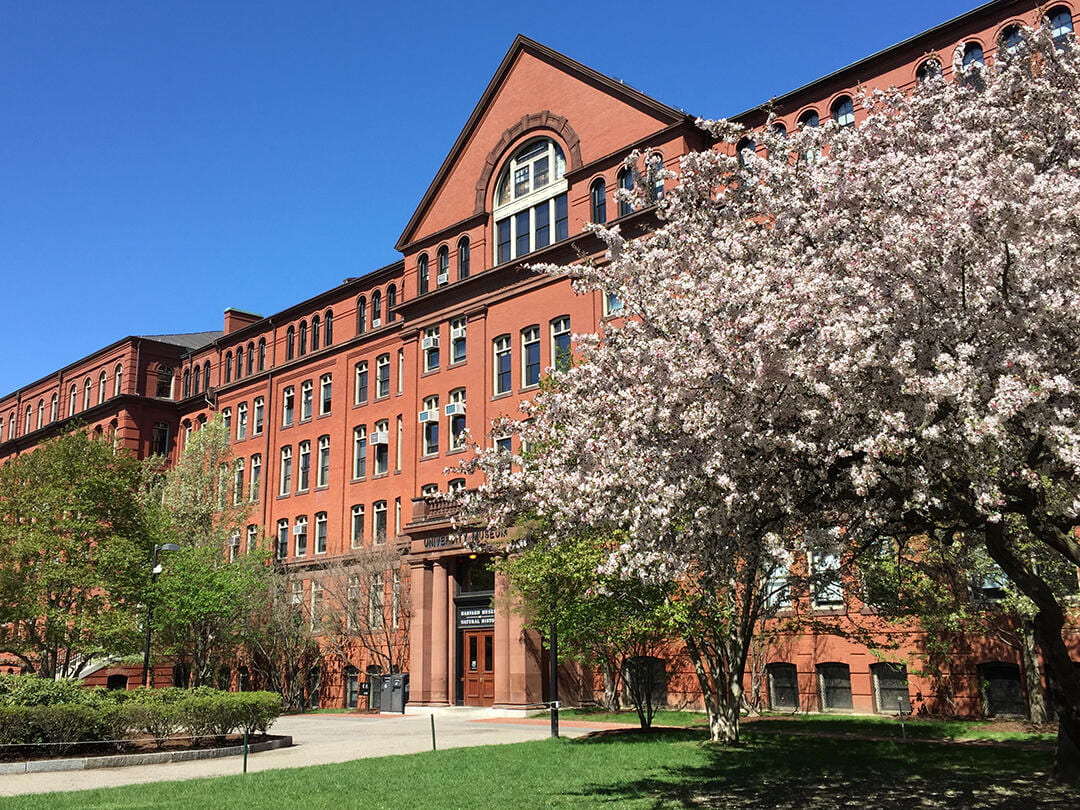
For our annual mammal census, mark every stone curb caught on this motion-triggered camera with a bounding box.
[0,735,292,775]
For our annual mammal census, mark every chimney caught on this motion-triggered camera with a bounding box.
[223,309,262,334]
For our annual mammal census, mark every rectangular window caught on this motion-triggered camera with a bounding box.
[373,501,387,544]
[350,505,365,548]
[151,422,169,456]
[276,519,289,560]
[554,193,568,241]
[233,459,245,505]
[310,581,323,628]
[551,316,571,371]
[515,210,530,257]
[355,362,368,404]
[282,387,294,426]
[301,380,313,420]
[373,421,389,475]
[247,524,259,553]
[320,374,332,415]
[237,402,248,440]
[295,515,308,557]
[352,426,367,479]
[250,454,261,502]
[497,219,511,264]
[451,317,467,364]
[297,441,310,491]
[279,446,292,495]
[494,336,512,395]
[522,326,540,387]
[253,397,264,435]
[376,355,390,398]
[317,436,330,487]
[534,202,550,249]
[315,512,327,554]
[423,326,440,372]
[812,551,843,607]
[368,571,384,630]
[222,408,232,434]
[397,350,404,395]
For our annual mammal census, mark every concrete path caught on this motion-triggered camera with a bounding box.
[0,708,612,797]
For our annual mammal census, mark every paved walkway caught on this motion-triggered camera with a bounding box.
[0,708,614,797]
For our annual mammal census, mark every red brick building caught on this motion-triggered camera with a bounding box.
[2,0,1076,715]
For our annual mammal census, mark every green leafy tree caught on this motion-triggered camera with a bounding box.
[0,430,152,677]
[147,416,270,686]
[498,528,673,727]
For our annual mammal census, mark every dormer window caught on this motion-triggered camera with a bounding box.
[494,137,568,264]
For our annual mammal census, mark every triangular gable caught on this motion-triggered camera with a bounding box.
[395,35,690,251]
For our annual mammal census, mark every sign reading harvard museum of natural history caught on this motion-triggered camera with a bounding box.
[456,606,495,628]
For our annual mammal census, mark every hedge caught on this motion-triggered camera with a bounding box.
[0,677,281,751]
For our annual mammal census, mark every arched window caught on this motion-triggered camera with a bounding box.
[647,153,664,201]
[386,284,397,322]
[437,246,449,287]
[36,399,44,430]
[372,290,382,327]
[114,363,123,397]
[961,42,985,89]
[98,371,107,404]
[831,95,854,127]
[735,136,756,167]
[202,361,211,390]
[192,365,202,396]
[356,297,367,334]
[915,58,941,83]
[458,236,470,279]
[299,321,308,356]
[324,310,333,345]
[589,178,606,224]
[49,392,58,423]
[771,122,787,138]
[246,342,254,376]
[183,368,191,398]
[24,405,31,434]
[798,109,819,129]
[286,327,296,361]
[235,346,244,379]
[1048,6,1074,47]
[258,338,267,371]
[616,167,634,218]
[83,378,92,410]
[493,137,568,263]
[999,24,1023,56]
[69,383,78,415]
[418,254,430,295]
[224,352,233,383]
[311,315,321,350]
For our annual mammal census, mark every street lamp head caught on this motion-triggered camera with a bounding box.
[159,543,180,552]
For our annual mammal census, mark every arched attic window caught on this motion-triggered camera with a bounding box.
[915,58,942,83]
[961,42,985,89]
[312,314,321,350]
[616,166,634,218]
[458,237,470,279]
[356,297,367,334]
[999,24,1024,56]
[437,245,449,287]
[246,342,254,375]
[735,136,756,167]
[493,137,568,264]
[324,310,333,345]
[183,368,191,398]
[286,327,295,361]
[386,285,397,322]
[371,290,382,327]
[224,352,233,383]
[298,320,308,356]
[831,96,854,128]
[235,345,244,378]
[589,178,606,224]
[1048,6,1075,48]
[418,254,430,295]
[258,338,267,371]
[192,365,202,395]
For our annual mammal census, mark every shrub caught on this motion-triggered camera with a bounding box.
[31,705,103,755]
[0,675,104,708]
[122,702,181,750]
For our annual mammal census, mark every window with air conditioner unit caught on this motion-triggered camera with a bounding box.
[423,326,440,372]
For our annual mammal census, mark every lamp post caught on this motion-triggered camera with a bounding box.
[142,543,179,688]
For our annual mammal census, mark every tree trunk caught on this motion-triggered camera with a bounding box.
[1019,619,1052,724]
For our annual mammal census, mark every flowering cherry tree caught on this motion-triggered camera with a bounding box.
[464,24,1080,775]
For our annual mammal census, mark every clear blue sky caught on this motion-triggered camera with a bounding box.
[0,0,981,396]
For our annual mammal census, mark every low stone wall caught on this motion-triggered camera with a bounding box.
[0,735,292,775]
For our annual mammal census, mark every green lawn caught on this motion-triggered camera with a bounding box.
[559,708,1055,743]
[0,726,1070,809]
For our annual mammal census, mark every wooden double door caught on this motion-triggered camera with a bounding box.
[462,629,495,706]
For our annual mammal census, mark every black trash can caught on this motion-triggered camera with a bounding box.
[380,672,409,713]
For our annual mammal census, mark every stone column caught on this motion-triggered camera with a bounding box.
[408,561,432,704]
[493,570,512,706]
[429,561,450,704]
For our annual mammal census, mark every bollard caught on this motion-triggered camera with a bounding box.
[430,714,437,751]
[243,729,249,773]
[898,697,906,741]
